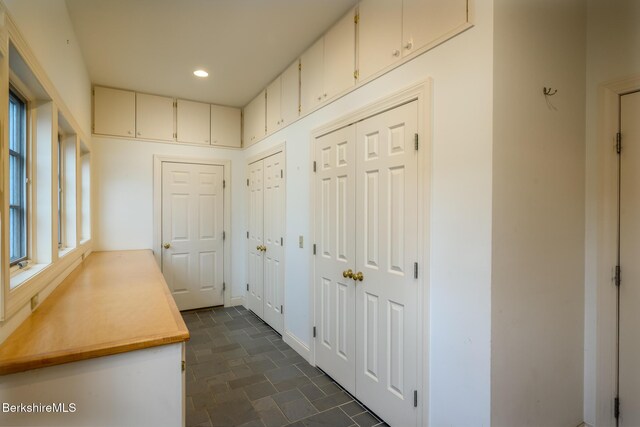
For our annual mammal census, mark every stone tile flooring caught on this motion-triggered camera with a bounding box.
[183,306,389,427]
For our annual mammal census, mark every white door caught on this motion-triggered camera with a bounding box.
[162,162,224,310]
[314,125,357,395]
[247,160,265,318]
[263,152,285,334]
[354,101,419,427]
[619,90,640,426]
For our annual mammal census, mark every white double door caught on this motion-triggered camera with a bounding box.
[314,101,419,426]
[162,162,224,310]
[247,152,285,334]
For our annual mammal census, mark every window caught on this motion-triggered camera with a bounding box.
[57,134,63,249]
[9,89,28,265]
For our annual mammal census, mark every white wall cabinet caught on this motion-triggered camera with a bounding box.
[266,77,282,133]
[176,99,210,144]
[266,59,300,134]
[93,86,135,137]
[243,90,266,147]
[358,0,402,81]
[211,105,241,147]
[402,0,468,56]
[300,38,324,114]
[136,93,175,141]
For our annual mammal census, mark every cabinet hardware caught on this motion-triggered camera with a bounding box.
[392,49,400,57]
[405,41,413,50]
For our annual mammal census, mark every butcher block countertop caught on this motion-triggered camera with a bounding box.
[0,250,189,375]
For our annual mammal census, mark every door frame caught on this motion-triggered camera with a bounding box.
[153,155,232,307]
[245,142,287,328]
[308,79,432,426]
[591,74,640,427]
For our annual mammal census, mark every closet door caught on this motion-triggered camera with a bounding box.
[354,101,419,427]
[247,160,265,317]
[314,125,357,395]
[263,152,285,334]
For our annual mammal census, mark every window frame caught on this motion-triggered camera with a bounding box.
[57,132,65,250]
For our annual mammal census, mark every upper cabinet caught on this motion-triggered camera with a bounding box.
[300,38,325,114]
[177,99,210,144]
[267,59,300,134]
[266,77,282,133]
[243,90,266,147]
[358,0,402,81]
[93,87,135,137]
[402,0,468,54]
[136,93,175,141]
[211,105,241,148]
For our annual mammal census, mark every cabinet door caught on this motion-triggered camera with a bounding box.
[136,93,175,141]
[358,0,402,81]
[300,38,324,114]
[266,77,282,134]
[93,86,135,137]
[402,0,468,55]
[324,8,356,100]
[243,91,266,147]
[211,105,241,148]
[280,59,299,127]
[176,99,210,144]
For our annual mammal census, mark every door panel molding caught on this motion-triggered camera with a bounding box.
[153,155,231,307]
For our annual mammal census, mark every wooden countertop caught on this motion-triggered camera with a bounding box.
[0,250,189,375]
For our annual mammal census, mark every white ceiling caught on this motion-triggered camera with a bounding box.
[65,0,357,107]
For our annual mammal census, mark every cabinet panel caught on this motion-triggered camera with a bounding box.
[176,99,210,144]
[402,0,468,55]
[93,86,135,137]
[280,60,299,127]
[358,0,402,81]
[266,77,282,133]
[136,93,175,141]
[211,105,241,147]
[300,38,324,114]
[243,90,265,146]
[324,8,356,99]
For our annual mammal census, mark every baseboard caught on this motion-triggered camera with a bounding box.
[283,331,311,362]
[229,296,245,307]
[577,422,592,427]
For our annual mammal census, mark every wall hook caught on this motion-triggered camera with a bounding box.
[543,87,558,96]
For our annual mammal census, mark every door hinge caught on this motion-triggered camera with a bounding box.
[414,390,418,407]
[247,178,250,186]
[280,237,283,246]
[415,133,419,151]
[614,396,620,419]
[354,69,359,80]
[615,265,621,287]
[223,231,226,240]
[281,169,283,178]
[313,244,316,255]
[298,62,302,71]
[616,132,622,154]
[414,262,418,279]
[313,161,317,172]
[174,101,177,108]
[247,231,249,239]
[281,305,284,314]
[182,360,186,372]
[354,13,359,24]
[246,283,249,291]
[313,326,316,338]
[298,105,302,113]
[173,132,177,139]
[223,282,226,291]
[223,180,226,188]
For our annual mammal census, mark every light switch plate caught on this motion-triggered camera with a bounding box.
[299,235,304,248]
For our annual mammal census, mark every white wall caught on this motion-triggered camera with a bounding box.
[584,1,640,426]
[491,1,586,426]
[244,2,494,424]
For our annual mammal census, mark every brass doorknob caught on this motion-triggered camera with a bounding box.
[256,245,262,251]
[262,245,267,252]
[163,243,171,249]
[343,269,353,278]
[353,272,364,282]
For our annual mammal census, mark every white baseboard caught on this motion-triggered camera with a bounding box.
[229,296,245,307]
[283,330,311,362]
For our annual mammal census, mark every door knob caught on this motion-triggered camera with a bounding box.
[163,243,171,249]
[353,271,364,282]
[343,269,353,279]
[262,245,267,252]
[257,245,262,251]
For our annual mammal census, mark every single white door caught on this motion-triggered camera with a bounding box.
[314,125,357,395]
[620,90,640,426]
[247,160,265,317]
[354,101,419,426]
[162,162,224,310]
[263,152,285,334]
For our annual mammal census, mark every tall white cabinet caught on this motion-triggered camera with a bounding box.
[247,151,285,334]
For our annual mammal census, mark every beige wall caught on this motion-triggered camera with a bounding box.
[492,1,586,425]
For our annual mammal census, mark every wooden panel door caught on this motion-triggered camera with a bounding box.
[314,125,357,395]
[323,8,356,100]
[177,99,210,144]
[402,0,468,56]
[354,101,419,427]
[280,60,300,127]
[263,152,285,334]
[162,162,224,310]
[136,93,175,141]
[93,86,135,137]
[247,160,265,317]
[300,38,324,114]
[620,90,640,426]
[266,77,282,134]
[358,0,402,81]
[211,105,241,147]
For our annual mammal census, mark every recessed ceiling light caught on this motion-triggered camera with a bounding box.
[193,69,209,78]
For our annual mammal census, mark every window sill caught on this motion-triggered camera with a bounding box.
[10,263,49,291]
[58,247,75,259]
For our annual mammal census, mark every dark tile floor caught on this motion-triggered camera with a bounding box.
[183,306,389,427]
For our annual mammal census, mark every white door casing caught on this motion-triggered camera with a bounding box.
[161,162,224,310]
[247,160,265,318]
